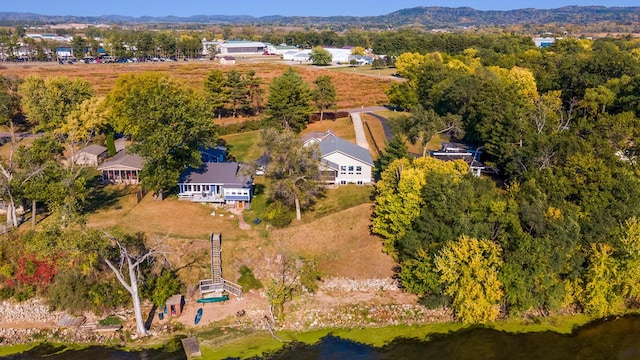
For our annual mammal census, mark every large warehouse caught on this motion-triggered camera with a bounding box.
[217,41,267,56]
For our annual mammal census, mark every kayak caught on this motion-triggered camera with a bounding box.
[194,308,203,325]
[196,295,229,303]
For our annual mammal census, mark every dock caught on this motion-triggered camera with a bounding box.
[181,336,202,358]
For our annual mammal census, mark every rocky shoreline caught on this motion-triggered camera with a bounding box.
[0,299,117,346]
[0,278,452,347]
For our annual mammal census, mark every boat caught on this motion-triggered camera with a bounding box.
[196,294,230,303]
[194,308,203,325]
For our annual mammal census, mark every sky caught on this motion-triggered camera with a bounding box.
[2,0,637,17]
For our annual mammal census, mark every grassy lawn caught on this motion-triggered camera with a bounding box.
[220,130,262,163]
[304,184,373,222]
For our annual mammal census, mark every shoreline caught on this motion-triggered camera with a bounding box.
[0,311,614,359]
[0,283,635,359]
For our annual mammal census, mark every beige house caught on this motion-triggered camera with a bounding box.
[73,144,108,167]
[97,150,143,185]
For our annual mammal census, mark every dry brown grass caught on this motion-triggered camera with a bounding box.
[302,116,356,142]
[1,60,391,108]
[272,203,395,279]
[83,189,392,282]
[361,113,388,159]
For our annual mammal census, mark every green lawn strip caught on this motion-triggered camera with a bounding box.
[0,343,39,356]
[303,185,373,222]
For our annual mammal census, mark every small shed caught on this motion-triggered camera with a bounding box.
[165,294,184,316]
[219,56,236,65]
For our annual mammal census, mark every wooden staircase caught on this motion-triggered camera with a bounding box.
[199,232,243,298]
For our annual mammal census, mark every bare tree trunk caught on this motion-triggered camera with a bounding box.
[127,257,147,337]
[320,109,324,122]
[6,194,17,228]
[294,195,301,221]
[105,256,149,337]
[31,199,36,227]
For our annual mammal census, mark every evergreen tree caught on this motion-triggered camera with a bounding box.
[311,75,336,121]
[265,68,313,133]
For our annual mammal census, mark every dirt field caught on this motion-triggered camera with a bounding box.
[0,59,391,109]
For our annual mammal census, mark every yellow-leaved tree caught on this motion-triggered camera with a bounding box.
[435,236,504,324]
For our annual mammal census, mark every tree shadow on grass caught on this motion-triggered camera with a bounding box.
[84,184,138,213]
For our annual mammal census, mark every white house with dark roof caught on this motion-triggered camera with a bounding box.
[302,131,373,185]
[73,144,107,167]
[177,162,253,209]
[97,150,144,185]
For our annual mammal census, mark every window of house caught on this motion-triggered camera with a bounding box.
[357,180,363,185]
[356,166,362,174]
[185,185,191,192]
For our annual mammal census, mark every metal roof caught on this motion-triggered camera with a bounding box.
[97,150,143,171]
[179,162,252,188]
[319,137,373,166]
[79,144,107,156]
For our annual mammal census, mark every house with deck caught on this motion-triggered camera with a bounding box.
[96,150,144,185]
[302,131,374,185]
[177,162,253,209]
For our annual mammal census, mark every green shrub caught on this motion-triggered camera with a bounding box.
[149,270,183,307]
[237,265,263,291]
[14,284,35,302]
[0,286,15,300]
[263,202,294,228]
[98,315,122,326]
[46,270,93,314]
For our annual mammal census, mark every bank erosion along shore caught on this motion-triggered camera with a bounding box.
[0,277,606,359]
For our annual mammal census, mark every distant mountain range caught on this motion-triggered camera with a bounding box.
[1,6,639,28]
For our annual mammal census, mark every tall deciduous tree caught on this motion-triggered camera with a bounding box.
[19,76,93,132]
[311,75,336,121]
[15,135,65,227]
[372,156,468,256]
[265,68,313,133]
[309,46,332,66]
[107,72,216,199]
[260,128,323,220]
[435,236,504,324]
[0,75,23,227]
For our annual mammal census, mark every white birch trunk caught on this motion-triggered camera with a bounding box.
[294,195,301,221]
[105,255,149,337]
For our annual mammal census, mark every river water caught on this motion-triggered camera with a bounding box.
[3,315,640,359]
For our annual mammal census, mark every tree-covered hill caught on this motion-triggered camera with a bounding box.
[1,6,639,29]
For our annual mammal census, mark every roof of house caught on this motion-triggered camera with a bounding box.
[431,153,486,169]
[301,130,336,145]
[319,136,374,166]
[79,144,107,156]
[221,56,236,60]
[97,150,144,171]
[179,162,252,187]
